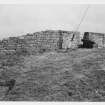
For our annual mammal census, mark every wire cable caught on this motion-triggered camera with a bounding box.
[75,5,90,32]
[71,5,90,41]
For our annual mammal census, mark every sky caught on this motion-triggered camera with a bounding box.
[0,4,105,39]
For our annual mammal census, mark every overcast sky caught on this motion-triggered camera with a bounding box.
[0,4,105,39]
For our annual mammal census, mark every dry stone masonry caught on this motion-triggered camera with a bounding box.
[0,30,105,55]
[82,32,105,48]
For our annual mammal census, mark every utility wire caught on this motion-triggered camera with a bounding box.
[75,5,90,32]
[71,5,90,41]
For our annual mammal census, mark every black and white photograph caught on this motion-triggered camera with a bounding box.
[0,0,105,102]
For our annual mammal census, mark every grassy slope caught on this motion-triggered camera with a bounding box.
[0,48,105,101]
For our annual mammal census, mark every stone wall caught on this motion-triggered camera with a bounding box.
[2,30,105,55]
[62,31,80,49]
[83,32,105,48]
[0,30,80,54]
[0,37,27,50]
[19,30,80,53]
[23,30,60,51]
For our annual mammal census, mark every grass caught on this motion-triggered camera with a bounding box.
[0,48,105,101]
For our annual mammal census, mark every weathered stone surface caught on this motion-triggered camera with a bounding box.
[0,30,80,54]
[83,32,105,48]
[2,30,105,54]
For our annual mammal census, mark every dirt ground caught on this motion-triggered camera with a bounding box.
[0,48,105,101]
